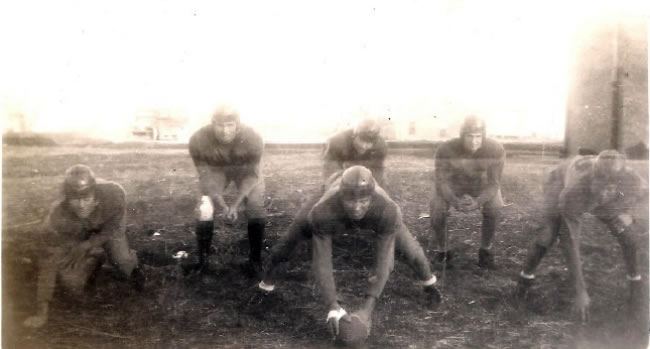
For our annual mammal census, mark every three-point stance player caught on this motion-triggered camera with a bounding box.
[323,119,388,187]
[258,166,441,338]
[23,165,144,328]
[516,150,647,321]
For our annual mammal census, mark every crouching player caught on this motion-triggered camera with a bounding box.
[430,115,506,269]
[188,105,266,274]
[516,150,648,321]
[323,118,388,187]
[258,166,441,341]
[23,165,144,328]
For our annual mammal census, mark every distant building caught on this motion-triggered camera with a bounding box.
[565,15,648,157]
[382,117,448,141]
[132,109,189,141]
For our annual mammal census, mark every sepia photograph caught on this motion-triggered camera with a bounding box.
[1,1,648,348]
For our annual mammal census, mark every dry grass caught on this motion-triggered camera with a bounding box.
[3,146,648,349]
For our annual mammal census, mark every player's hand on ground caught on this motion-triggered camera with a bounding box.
[23,314,48,328]
[326,307,348,338]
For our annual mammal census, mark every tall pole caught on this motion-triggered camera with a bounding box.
[611,19,623,151]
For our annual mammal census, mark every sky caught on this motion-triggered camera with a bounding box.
[0,0,647,142]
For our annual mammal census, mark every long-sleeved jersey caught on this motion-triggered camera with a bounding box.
[188,124,264,196]
[41,181,127,249]
[37,181,130,303]
[323,129,388,186]
[308,179,399,307]
[547,156,647,220]
[434,137,505,205]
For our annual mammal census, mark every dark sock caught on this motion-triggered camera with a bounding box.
[196,220,214,266]
[248,218,266,263]
[523,244,547,275]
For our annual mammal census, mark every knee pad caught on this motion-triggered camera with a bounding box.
[197,196,214,221]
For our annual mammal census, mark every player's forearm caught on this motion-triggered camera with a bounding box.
[366,233,395,300]
[36,254,59,304]
[233,176,263,208]
[87,222,121,248]
[437,181,459,204]
[559,186,590,218]
[87,233,111,248]
[478,163,504,205]
[87,213,126,248]
[360,296,377,315]
[596,198,639,220]
[312,235,338,309]
[370,166,387,188]
[315,265,338,309]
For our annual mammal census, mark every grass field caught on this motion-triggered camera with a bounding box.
[2,145,648,349]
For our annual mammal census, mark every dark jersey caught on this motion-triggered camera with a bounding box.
[323,129,388,185]
[434,137,505,205]
[189,124,263,168]
[308,179,399,306]
[189,124,264,194]
[43,181,126,249]
[547,156,647,220]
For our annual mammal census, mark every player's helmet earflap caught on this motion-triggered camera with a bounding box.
[460,115,486,137]
[354,119,381,143]
[63,164,96,199]
[340,166,376,199]
[594,150,626,178]
[211,105,240,125]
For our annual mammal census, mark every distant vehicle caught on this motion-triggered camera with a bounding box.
[132,110,188,141]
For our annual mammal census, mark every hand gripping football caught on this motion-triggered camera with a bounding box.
[338,313,371,346]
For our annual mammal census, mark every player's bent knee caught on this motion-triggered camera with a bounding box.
[197,195,215,221]
[533,235,555,249]
[60,274,89,295]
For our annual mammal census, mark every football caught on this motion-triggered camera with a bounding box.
[338,314,370,346]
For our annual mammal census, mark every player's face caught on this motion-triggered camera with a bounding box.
[463,132,483,153]
[213,121,238,144]
[68,193,98,219]
[353,136,374,155]
[342,195,372,221]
